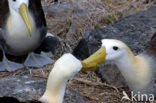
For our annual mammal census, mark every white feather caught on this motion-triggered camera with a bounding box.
[40,53,82,103]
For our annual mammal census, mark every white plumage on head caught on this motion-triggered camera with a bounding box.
[8,0,29,12]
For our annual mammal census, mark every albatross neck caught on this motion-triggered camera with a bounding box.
[40,70,69,103]
[115,49,151,91]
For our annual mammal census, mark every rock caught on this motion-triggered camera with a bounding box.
[73,38,90,60]
[0,76,45,101]
[73,6,156,87]
[0,75,89,103]
[63,88,89,103]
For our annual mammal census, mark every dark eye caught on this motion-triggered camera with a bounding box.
[113,46,118,51]
[13,0,16,2]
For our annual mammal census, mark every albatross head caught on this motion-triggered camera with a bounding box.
[101,39,132,61]
[81,39,134,71]
[8,0,32,36]
[8,0,29,12]
[53,53,82,79]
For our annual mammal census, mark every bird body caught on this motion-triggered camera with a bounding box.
[5,10,39,55]
[0,0,55,71]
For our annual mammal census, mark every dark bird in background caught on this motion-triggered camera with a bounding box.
[0,0,54,71]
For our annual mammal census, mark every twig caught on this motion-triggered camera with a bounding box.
[73,78,119,92]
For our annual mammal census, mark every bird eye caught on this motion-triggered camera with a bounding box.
[13,0,16,2]
[113,46,118,51]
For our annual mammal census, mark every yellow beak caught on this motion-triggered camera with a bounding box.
[81,46,106,72]
[19,3,32,36]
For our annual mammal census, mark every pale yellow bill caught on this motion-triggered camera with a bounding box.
[81,46,106,72]
[19,3,32,36]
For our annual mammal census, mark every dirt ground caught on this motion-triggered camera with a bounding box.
[0,0,156,103]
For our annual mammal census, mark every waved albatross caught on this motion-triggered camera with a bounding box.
[81,34,156,98]
[0,0,53,71]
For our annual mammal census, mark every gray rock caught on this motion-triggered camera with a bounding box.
[0,75,89,103]
[73,6,156,87]
[0,76,45,101]
[44,2,87,20]
[64,88,89,103]
[44,2,73,13]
